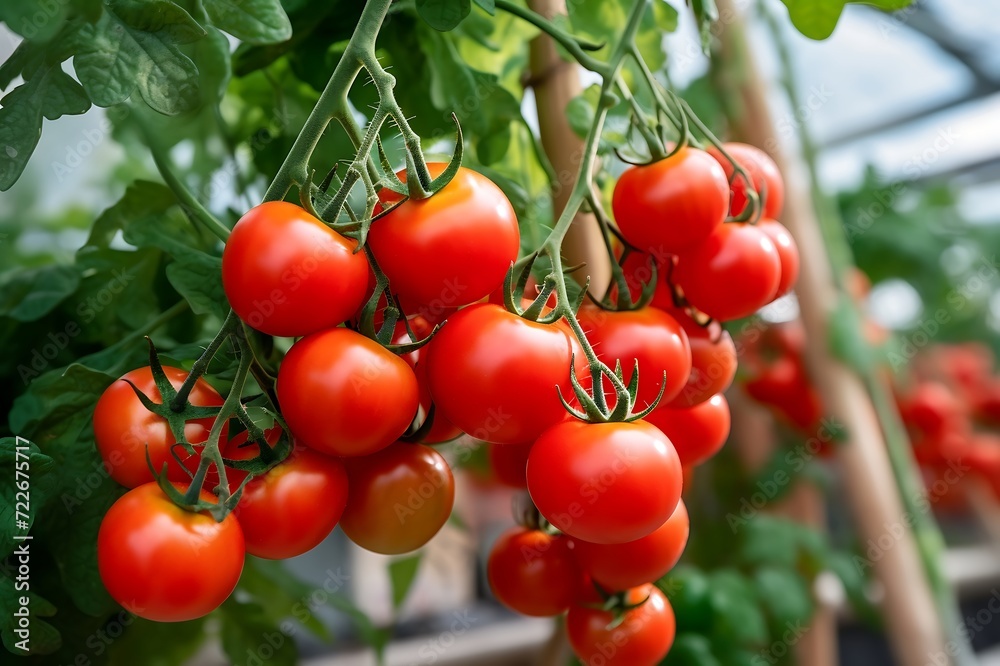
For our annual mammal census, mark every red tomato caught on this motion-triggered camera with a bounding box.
[370,164,520,312]
[645,395,730,467]
[94,366,226,489]
[277,328,419,457]
[576,305,691,410]
[425,304,589,444]
[744,357,823,432]
[489,443,533,489]
[674,222,781,321]
[668,322,737,408]
[97,483,244,622]
[612,147,729,255]
[527,420,682,544]
[340,442,455,554]
[567,585,676,666]
[487,528,581,616]
[758,219,799,297]
[393,318,463,444]
[573,499,689,591]
[222,202,368,337]
[707,142,785,219]
[615,252,676,310]
[227,440,348,560]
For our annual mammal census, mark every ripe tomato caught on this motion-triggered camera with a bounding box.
[613,147,729,255]
[222,202,368,337]
[370,164,520,312]
[615,252,675,310]
[674,222,781,321]
[226,439,348,560]
[277,328,419,457]
[576,305,691,409]
[758,218,799,297]
[97,483,244,622]
[668,322,737,408]
[489,442,533,489]
[94,366,227,489]
[393,318,463,444]
[567,584,676,666]
[744,357,823,432]
[645,395,730,467]
[707,142,784,219]
[340,442,455,554]
[487,528,581,616]
[425,304,589,444]
[573,499,689,591]
[527,420,682,544]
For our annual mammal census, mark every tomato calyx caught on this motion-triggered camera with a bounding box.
[583,582,653,630]
[560,353,666,424]
[378,113,465,201]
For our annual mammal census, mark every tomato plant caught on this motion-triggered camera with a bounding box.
[487,528,581,617]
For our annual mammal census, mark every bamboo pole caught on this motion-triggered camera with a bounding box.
[713,1,950,663]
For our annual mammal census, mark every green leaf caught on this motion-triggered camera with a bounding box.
[166,254,227,319]
[476,125,511,165]
[566,88,597,139]
[417,0,472,31]
[660,566,713,634]
[237,558,330,640]
[473,0,495,14]
[219,598,298,666]
[739,515,800,569]
[389,554,422,610]
[204,0,293,45]
[690,0,719,53]
[108,617,207,666]
[0,67,91,191]
[779,0,913,40]
[828,296,875,372]
[0,266,80,322]
[0,438,58,559]
[0,572,61,655]
[708,569,769,647]
[752,567,814,636]
[662,633,720,666]
[71,0,206,114]
[0,2,69,42]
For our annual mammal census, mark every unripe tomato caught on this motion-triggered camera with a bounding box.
[668,321,737,408]
[277,328,419,457]
[576,305,691,410]
[370,164,520,312]
[425,304,589,444]
[646,394,730,467]
[758,218,799,297]
[527,420,682,544]
[222,202,368,337]
[487,528,581,616]
[94,366,227,489]
[97,483,244,622]
[573,499,689,591]
[707,142,785,219]
[613,146,729,255]
[340,442,455,554]
[227,438,348,560]
[567,584,676,666]
[674,222,781,322]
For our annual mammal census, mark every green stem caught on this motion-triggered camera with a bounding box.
[147,137,232,243]
[170,311,238,412]
[495,0,608,76]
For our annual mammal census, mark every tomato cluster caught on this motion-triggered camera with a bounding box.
[92,144,793,656]
[896,343,1000,504]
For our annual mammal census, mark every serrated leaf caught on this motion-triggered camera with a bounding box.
[219,599,298,666]
[389,554,422,610]
[0,2,69,42]
[71,0,205,114]
[417,0,472,31]
[166,254,227,318]
[0,67,91,191]
[204,0,292,45]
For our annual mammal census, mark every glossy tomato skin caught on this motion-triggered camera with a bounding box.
[613,147,729,255]
[674,223,781,322]
[277,328,419,457]
[527,420,683,544]
[227,441,348,559]
[222,202,368,337]
[707,142,785,219]
[340,442,455,554]
[393,318,463,444]
[370,164,520,311]
[573,499,689,591]
[487,528,581,616]
[426,304,589,444]
[645,395,730,467]
[97,483,244,622]
[576,305,691,410]
[94,366,226,489]
[489,443,533,489]
[758,219,799,297]
[668,322,737,408]
[567,585,676,666]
